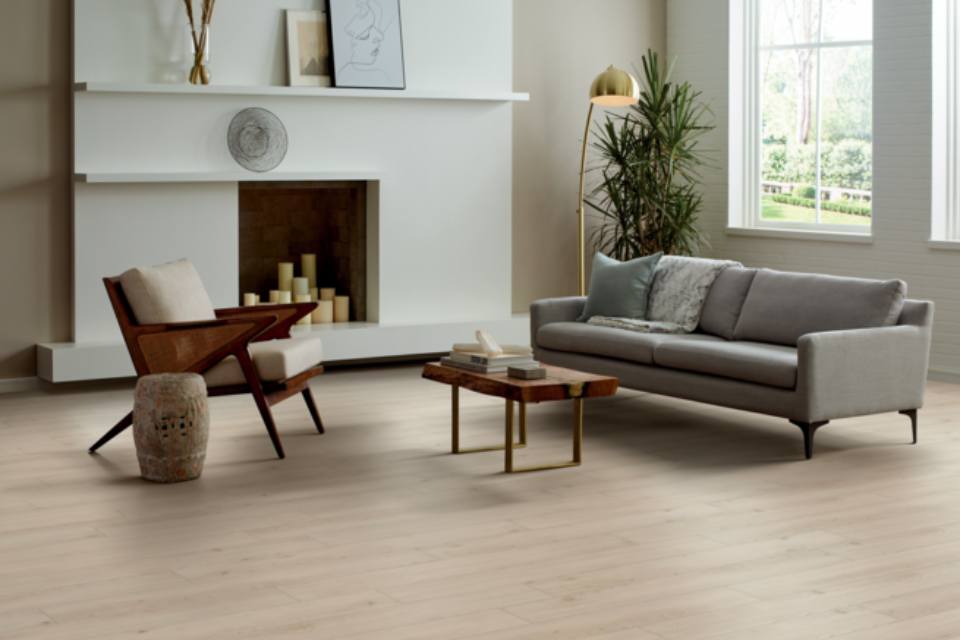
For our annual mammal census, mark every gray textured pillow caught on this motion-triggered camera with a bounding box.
[646,256,741,332]
[578,252,663,322]
[699,267,757,339]
[733,269,907,346]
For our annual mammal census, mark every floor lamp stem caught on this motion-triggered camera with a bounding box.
[577,102,595,296]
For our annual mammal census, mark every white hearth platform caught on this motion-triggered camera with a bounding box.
[38,315,530,383]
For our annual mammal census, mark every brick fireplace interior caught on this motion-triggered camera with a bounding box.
[238,181,367,321]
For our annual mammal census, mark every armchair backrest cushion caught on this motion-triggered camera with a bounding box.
[733,269,907,346]
[119,259,217,325]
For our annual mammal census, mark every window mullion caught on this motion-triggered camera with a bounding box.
[814,0,825,225]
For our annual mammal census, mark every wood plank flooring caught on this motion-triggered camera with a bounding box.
[1,364,959,639]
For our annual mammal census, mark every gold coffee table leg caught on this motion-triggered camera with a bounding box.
[505,400,514,472]
[451,386,524,454]
[505,398,583,473]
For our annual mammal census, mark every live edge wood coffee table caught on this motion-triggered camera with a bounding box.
[422,363,618,473]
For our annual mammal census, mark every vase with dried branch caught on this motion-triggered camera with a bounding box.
[183,0,216,85]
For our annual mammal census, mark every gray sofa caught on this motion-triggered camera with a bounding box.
[531,267,934,459]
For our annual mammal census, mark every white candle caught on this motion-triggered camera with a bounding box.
[319,287,336,301]
[242,293,259,307]
[268,290,281,303]
[278,262,294,293]
[277,290,292,304]
[316,299,334,324]
[334,295,349,323]
[301,254,317,289]
[294,294,312,325]
[292,277,310,297]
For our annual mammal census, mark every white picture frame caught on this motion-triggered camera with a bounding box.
[285,10,332,87]
[327,0,405,90]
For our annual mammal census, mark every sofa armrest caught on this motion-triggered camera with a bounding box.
[530,297,586,349]
[797,323,932,422]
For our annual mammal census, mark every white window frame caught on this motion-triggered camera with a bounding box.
[728,0,873,237]
[932,0,960,244]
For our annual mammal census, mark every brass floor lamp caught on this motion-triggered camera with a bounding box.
[577,66,640,295]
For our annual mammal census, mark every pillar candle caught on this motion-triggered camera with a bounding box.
[278,262,294,292]
[292,277,310,297]
[319,287,336,301]
[277,290,292,304]
[294,294,312,325]
[268,290,281,303]
[301,254,317,289]
[315,299,334,324]
[242,293,259,307]
[334,295,350,323]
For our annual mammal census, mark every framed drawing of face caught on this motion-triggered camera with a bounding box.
[286,10,332,87]
[326,0,405,89]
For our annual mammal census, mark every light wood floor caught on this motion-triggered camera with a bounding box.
[2,365,960,639]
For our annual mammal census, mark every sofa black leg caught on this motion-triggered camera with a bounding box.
[789,420,829,460]
[899,409,918,444]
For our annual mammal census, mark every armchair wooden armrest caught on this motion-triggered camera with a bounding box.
[216,302,316,342]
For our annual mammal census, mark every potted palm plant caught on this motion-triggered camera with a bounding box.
[586,50,714,259]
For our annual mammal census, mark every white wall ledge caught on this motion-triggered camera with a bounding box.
[75,82,530,103]
[75,171,381,184]
[725,226,874,244]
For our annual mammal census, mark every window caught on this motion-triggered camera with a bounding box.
[730,0,873,234]
[933,0,960,242]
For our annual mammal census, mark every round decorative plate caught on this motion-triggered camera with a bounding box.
[227,107,288,172]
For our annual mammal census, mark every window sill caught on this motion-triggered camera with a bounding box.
[725,226,874,244]
[928,239,960,251]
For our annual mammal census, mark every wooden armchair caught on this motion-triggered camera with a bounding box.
[88,260,325,459]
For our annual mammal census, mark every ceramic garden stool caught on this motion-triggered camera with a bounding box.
[133,373,210,483]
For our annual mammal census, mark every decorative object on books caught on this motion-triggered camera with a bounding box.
[182,0,216,85]
[578,252,662,322]
[242,293,259,307]
[422,363,618,473]
[269,290,281,303]
[315,299,334,323]
[285,10,332,87]
[227,108,288,173]
[575,64,639,294]
[277,290,292,304]
[327,0,406,89]
[586,50,713,266]
[292,277,310,297]
[133,373,209,483]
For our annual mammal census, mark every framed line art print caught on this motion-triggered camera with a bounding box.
[327,0,405,89]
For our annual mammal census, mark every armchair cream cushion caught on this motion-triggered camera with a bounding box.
[120,259,217,325]
[203,336,325,387]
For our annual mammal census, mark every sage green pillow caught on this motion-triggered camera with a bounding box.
[578,252,663,322]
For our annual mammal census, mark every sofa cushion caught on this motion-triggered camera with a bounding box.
[653,339,799,389]
[203,335,324,387]
[537,322,721,365]
[699,267,757,339]
[578,252,663,321]
[733,269,907,346]
[120,259,217,325]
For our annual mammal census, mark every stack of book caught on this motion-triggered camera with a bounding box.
[440,345,545,378]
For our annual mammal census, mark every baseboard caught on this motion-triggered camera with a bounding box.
[0,376,40,394]
[929,367,960,384]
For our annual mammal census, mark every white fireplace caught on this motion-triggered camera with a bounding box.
[39,0,529,382]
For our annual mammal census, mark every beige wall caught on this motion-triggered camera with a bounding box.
[512,0,666,311]
[0,1,72,379]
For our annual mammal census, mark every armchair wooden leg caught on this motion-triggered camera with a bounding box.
[88,411,134,453]
[789,420,829,460]
[899,409,918,444]
[235,350,285,459]
[302,387,325,434]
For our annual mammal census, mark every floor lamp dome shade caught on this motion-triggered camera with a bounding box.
[589,66,640,107]
[577,65,641,295]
